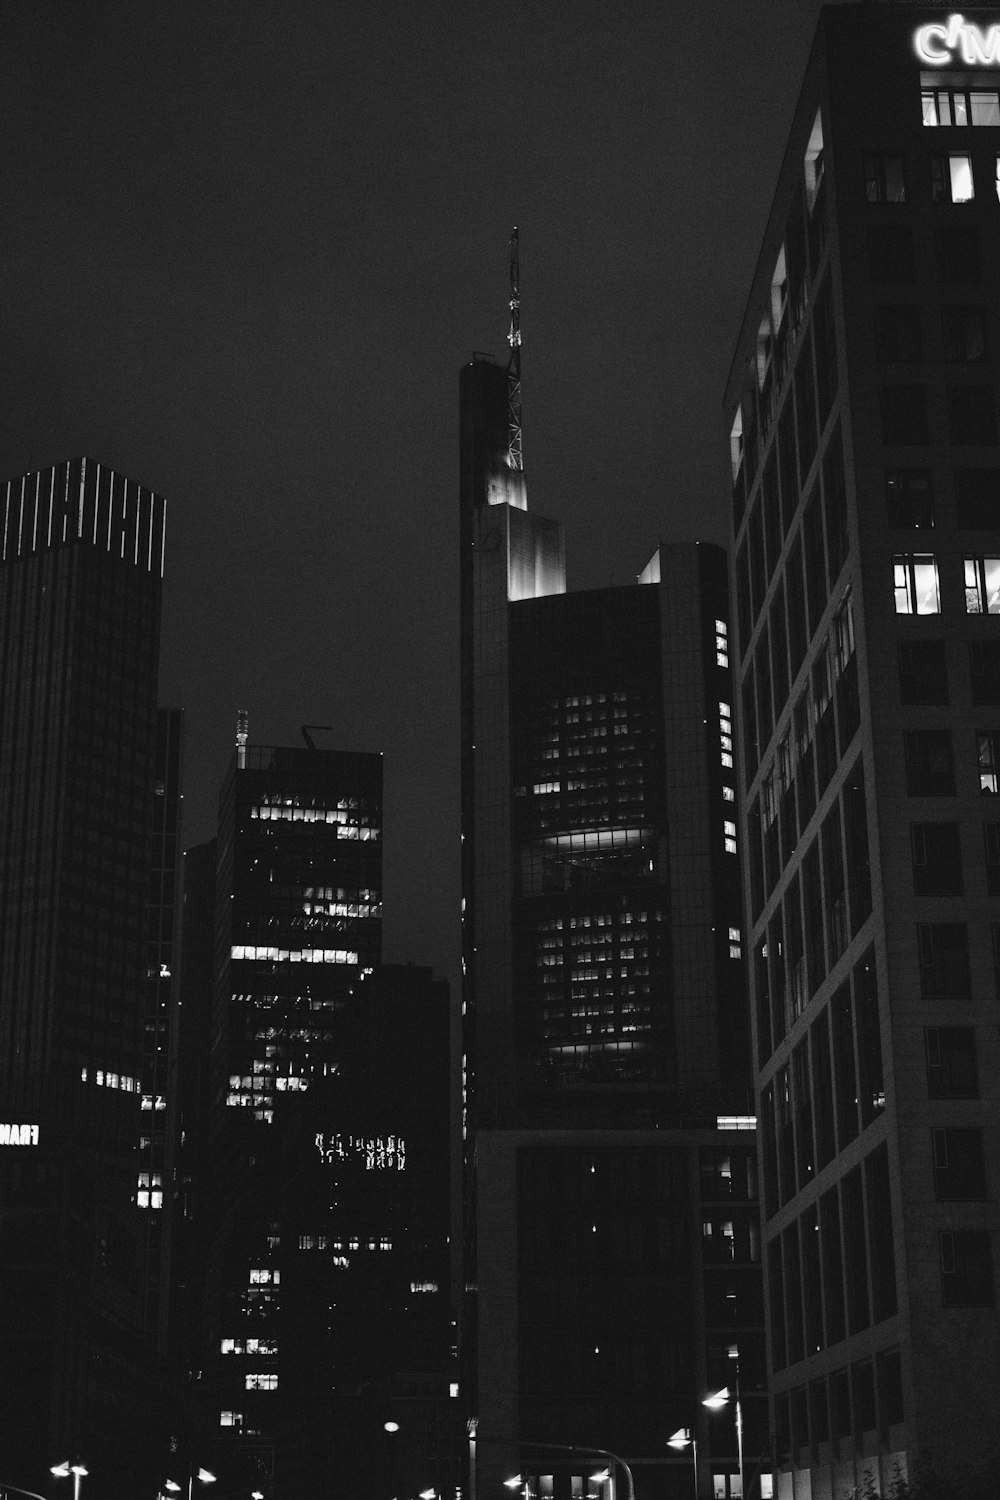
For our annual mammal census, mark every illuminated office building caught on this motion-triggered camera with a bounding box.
[726,7,1000,1492]
[0,458,170,1493]
[460,358,764,1500]
[197,737,385,1483]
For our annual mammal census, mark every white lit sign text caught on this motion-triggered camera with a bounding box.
[315,1133,406,1170]
[0,1122,39,1146]
[915,14,1000,65]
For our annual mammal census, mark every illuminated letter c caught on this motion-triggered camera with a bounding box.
[915,23,951,63]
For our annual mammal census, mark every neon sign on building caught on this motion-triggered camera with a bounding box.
[0,1122,39,1145]
[915,14,1000,65]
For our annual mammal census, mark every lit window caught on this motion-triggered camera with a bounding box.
[730,411,744,484]
[965,556,1000,613]
[245,1374,278,1391]
[932,153,975,203]
[723,785,735,802]
[979,731,1000,794]
[219,1412,242,1428]
[724,821,738,855]
[972,91,1000,125]
[894,555,941,614]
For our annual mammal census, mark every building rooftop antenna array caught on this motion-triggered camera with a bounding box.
[507,226,523,472]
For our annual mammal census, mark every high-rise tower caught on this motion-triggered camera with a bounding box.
[461,355,764,1500]
[0,457,168,1493]
[726,6,1000,1490]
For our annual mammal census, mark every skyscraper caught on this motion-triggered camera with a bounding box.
[0,457,169,1492]
[193,734,385,1485]
[726,7,1000,1490]
[460,358,764,1500]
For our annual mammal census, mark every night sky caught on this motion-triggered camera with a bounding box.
[0,0,828,987]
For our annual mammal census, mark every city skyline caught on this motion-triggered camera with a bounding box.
[0,0,828,986]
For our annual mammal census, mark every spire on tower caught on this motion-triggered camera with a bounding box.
[506,226,523,472]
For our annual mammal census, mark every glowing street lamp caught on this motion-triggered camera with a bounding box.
[165,1466,215,1500]
[50,1462,88,1500]
[668,1427,697,1499]
[702,1387,744,1500]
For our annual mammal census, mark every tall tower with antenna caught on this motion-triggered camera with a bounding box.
[507,226,523,473]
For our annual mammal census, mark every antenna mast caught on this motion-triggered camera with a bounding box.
[506,227,523,472]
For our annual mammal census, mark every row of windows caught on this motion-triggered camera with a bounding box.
[885,465,1000,528]
[875,300,990,363]
[868,222,986,284]
[879,382,999,447]
[731,113,829,533]
[767,1146,896,1367]
[759,952,883,1212]
[892,550,1000,612]
[748,747,869,967]
[774,1349,904,1465]
[898,637,1000,703]
[864,147,1000,205]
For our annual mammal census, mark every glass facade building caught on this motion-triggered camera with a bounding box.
[726,6,1000,1490]
[460,359,765,1500]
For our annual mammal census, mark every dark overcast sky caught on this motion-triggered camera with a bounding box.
[0,0,829,987]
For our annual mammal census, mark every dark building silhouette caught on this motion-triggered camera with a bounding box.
[726,6,1000,1491]
[460,359,765,1500]
[0,457,171,1494]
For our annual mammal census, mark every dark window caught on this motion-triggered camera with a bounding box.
[787,535,808,677]
[814,279,839,429]
[904,729,955,795]
[877,1349,904,1429]
[970,640,1000,702]
[925,1026,979,1098]
[854,950,884,1126]
[779,401,799,533]
[984,821,1000,894]
[880,384,929,444]
[796,332,818,484]
[899,640,949,704]
[770,584,790,720]
[824,433,849,586]
[866,1145,897,1321]
[869,224,916,282]
[936,226,983,283]
[942,305,989,362]
[875,304,922,362]
[763,454,782,581]
[911,822,963,895]
[956,468,1000,527]
[948,385,998,445]
[933,1127,987,1200]
[885,469,934,528]
[917,923,971,998]
[940,1230,995,1306]
[865,154,906,203]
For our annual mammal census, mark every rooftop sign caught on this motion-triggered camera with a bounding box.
[915,14,1000,65]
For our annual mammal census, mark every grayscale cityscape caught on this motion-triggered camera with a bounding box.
[2,6,1000,1500]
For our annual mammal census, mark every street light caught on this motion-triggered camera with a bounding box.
[668,1427,697,1500]
[50,1462,88,1500]
[702,1387,744,1500]
[165,1466,216,1500]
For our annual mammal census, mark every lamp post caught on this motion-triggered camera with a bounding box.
[703,1387,743,1500]
[165,1466,216,1500]
[50,1463,87,1500]
[668,1427,698,1500]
